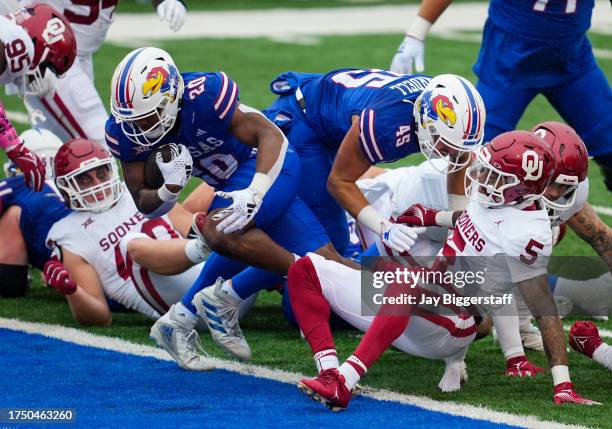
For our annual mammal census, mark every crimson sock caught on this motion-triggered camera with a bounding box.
[288,257,336,358]
[353,276,417,368]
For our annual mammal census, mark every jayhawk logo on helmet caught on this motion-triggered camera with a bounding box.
[418,90,457,128]
[141,65,180,101]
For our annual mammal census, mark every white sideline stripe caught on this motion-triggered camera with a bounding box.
[0,317,590,429]
[106,1,612,42]
[564,323,612,339]
[593,205,612,217]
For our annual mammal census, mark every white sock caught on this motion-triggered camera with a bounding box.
[339,361,362,391]
[593,343,612,370]
[221,280,242,301]
[314,349,339,372]
[184,239,207,264]
[172,302,198,329]
[493,314,525,359]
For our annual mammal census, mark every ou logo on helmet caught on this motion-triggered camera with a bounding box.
[42,18,66,44]
[522,150,543,181]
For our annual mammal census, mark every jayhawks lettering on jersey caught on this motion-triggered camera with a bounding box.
[300,69,431,164]
[488,0,594,42]
[105,71,253,187]
[0,176,70,269]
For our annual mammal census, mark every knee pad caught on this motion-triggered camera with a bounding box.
[0,264,29,298]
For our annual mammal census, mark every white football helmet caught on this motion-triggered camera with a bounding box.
[110,47,184,147]
[4,128,62,180]
[414,74,486,173]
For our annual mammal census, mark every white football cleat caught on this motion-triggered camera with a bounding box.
[192,278,252,361]
[520,324,544,352]
[438,359,468,392]
[150,304,214,371]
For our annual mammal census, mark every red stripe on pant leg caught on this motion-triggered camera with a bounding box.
[287,256,336,354]
[53,93,87,138]
[139,266,170,313]
[40,98,76,139]
[125,252,163,316]
[412,307,477,338]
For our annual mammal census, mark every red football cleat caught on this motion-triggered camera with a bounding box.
[297,368,352,411]
[505,355,544,377]
[553,382,601,405]
[569,321,603,358]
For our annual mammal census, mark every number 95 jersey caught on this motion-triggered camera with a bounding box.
[105,72,254,187]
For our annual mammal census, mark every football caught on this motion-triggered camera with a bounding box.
[144,144,175,189]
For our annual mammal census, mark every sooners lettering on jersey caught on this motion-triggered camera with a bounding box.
[0,15,34,84]
[46,186,179,315]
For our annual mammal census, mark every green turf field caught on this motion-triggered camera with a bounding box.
[1,29,612,427]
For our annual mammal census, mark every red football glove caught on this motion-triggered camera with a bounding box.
[553,382,601,405]
[7,143,46,192]
[505,355,544,377]
[43,258,77,295]
[569,321,603,358]
[396,204,439,227]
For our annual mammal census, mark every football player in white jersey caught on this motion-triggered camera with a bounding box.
[43,138,219,370]
[1,3,77,190]
[531,122,612,320]
[10,0,186,144]
[296,131,600,410]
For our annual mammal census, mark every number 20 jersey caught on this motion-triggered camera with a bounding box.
[105,71,253,188]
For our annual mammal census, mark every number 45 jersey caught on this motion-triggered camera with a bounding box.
[105,72,253,187]
[271,69,432,164]
[443,199,553,295]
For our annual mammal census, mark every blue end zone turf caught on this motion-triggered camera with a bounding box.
[0,328,519,428]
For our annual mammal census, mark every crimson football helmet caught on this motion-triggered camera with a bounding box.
[54,139,123,212]
[531,121,589,222]
[7,3,76,93]
[465,130,556,207]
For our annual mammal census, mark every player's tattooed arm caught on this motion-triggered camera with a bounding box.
[327,119,372,218]
[61,248,112,327]
[518,274,568,367]
[567,203,612,271]
[121,160,169,216]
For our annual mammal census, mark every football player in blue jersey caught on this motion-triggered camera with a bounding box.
[390,0,612,191]
[0,128,70,297]
[264,69,486,255]
[105,47,344,363]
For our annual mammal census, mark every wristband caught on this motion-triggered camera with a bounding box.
[357,205,389,237]
[551,365,571,386]
[434,210,455,227]
[158,184,179,203]
[406,15,433,41]
[249,172,274,197]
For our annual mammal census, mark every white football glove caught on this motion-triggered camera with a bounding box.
[213,187,263,234]
[156,0,187,32]
[381,222,425,253]
[155,143,193,188]
[390,36,425,75]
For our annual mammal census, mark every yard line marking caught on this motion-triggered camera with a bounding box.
[0,317,592,429]
[592,205,612,217]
